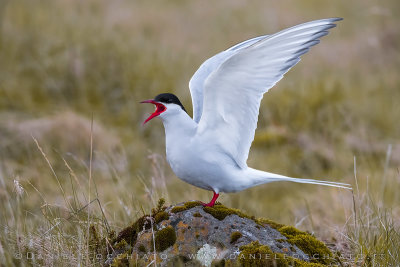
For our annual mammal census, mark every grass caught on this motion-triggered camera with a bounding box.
[0,0,399,265]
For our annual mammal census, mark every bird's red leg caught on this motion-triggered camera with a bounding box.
[201,191,219,207]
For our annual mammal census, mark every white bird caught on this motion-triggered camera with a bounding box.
[141,18,351,207]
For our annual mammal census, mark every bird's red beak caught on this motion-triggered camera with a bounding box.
[140,99,167,125]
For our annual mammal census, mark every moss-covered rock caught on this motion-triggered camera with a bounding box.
[279,226,332,264]
[171,201,202,213]
[105,200,335,266]
[239,241,327,267]
[154,226,176,252]
[230,231,243,244]
[113,198,169,246]
[203,203,253,221]
[239,241,291,267]
[113,215,144,246]
[154,211,169,223]
[258,218,285,230]
[279,226,308,237]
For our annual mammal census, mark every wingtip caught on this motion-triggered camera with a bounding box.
[315,17,343,24]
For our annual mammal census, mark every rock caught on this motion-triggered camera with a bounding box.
[106,199,334,266]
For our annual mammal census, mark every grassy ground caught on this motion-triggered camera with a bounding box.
[0,0,399,265]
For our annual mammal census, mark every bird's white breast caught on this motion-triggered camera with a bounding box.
[165,130,246,192]
[159,105,248,193]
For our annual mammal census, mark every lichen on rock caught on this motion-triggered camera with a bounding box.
[196,244,217,267]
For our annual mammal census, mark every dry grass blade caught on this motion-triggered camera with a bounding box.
[32,134,72,211]
[86,114,94,266]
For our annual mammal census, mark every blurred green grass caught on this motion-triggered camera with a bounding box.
[0,0,399,265]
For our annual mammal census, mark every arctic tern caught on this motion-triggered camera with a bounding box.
[141,18,351,207]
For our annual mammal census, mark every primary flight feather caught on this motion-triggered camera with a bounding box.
[141,18,351,207]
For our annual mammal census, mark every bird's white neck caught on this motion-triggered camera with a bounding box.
[160,111,197,146]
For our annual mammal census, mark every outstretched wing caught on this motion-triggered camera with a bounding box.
[195,18,342,169]
[189,35,269,123]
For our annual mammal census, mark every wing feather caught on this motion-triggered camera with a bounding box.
[189,35,269,123]
[195,18,342,168]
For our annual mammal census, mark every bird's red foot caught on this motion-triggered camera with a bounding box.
[200,191,219,207]
[200,201,215,207]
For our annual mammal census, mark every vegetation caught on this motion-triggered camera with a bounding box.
[0,0,399,266]
[107,200,334,266]
[230,231,243,244]
[193,212,203,218]
[203,204,257,221]
[239,241,326,267]
[279,226,332,264]
[154,226,176,252]
[171,201,202,213]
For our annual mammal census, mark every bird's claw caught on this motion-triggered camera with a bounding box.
[200,201,214,207]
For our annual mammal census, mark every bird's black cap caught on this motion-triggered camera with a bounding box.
[154,93,186,112]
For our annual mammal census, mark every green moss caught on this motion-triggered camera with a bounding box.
[114,223,137,246]
[203,203,252,221]
[155,226,176,252]
[171,206,186,213]
[154,211,169,223]
[230,231,243,244]
[114,198,170,246]
[193,212,202,217]
[288,235,332,265]
[158,198,166,209]
[185,201,203,209]
[171,201,202,213]
[202,203,277,225]
[239,241,327,267]
[279,226,308,237]
[111,252,130,267]
[294,262,326,267]
[114,213,152,246]
[258,218,285,230]
[239,241,291,267]
[138,244,146,253]
[211,259,226,267]
[152,198,166,214]
[114,239,128,250]
[278,226,332,265]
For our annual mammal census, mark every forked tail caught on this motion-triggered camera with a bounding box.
[246,168,352,190]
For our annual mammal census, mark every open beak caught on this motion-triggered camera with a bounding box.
[140,99,167,125]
